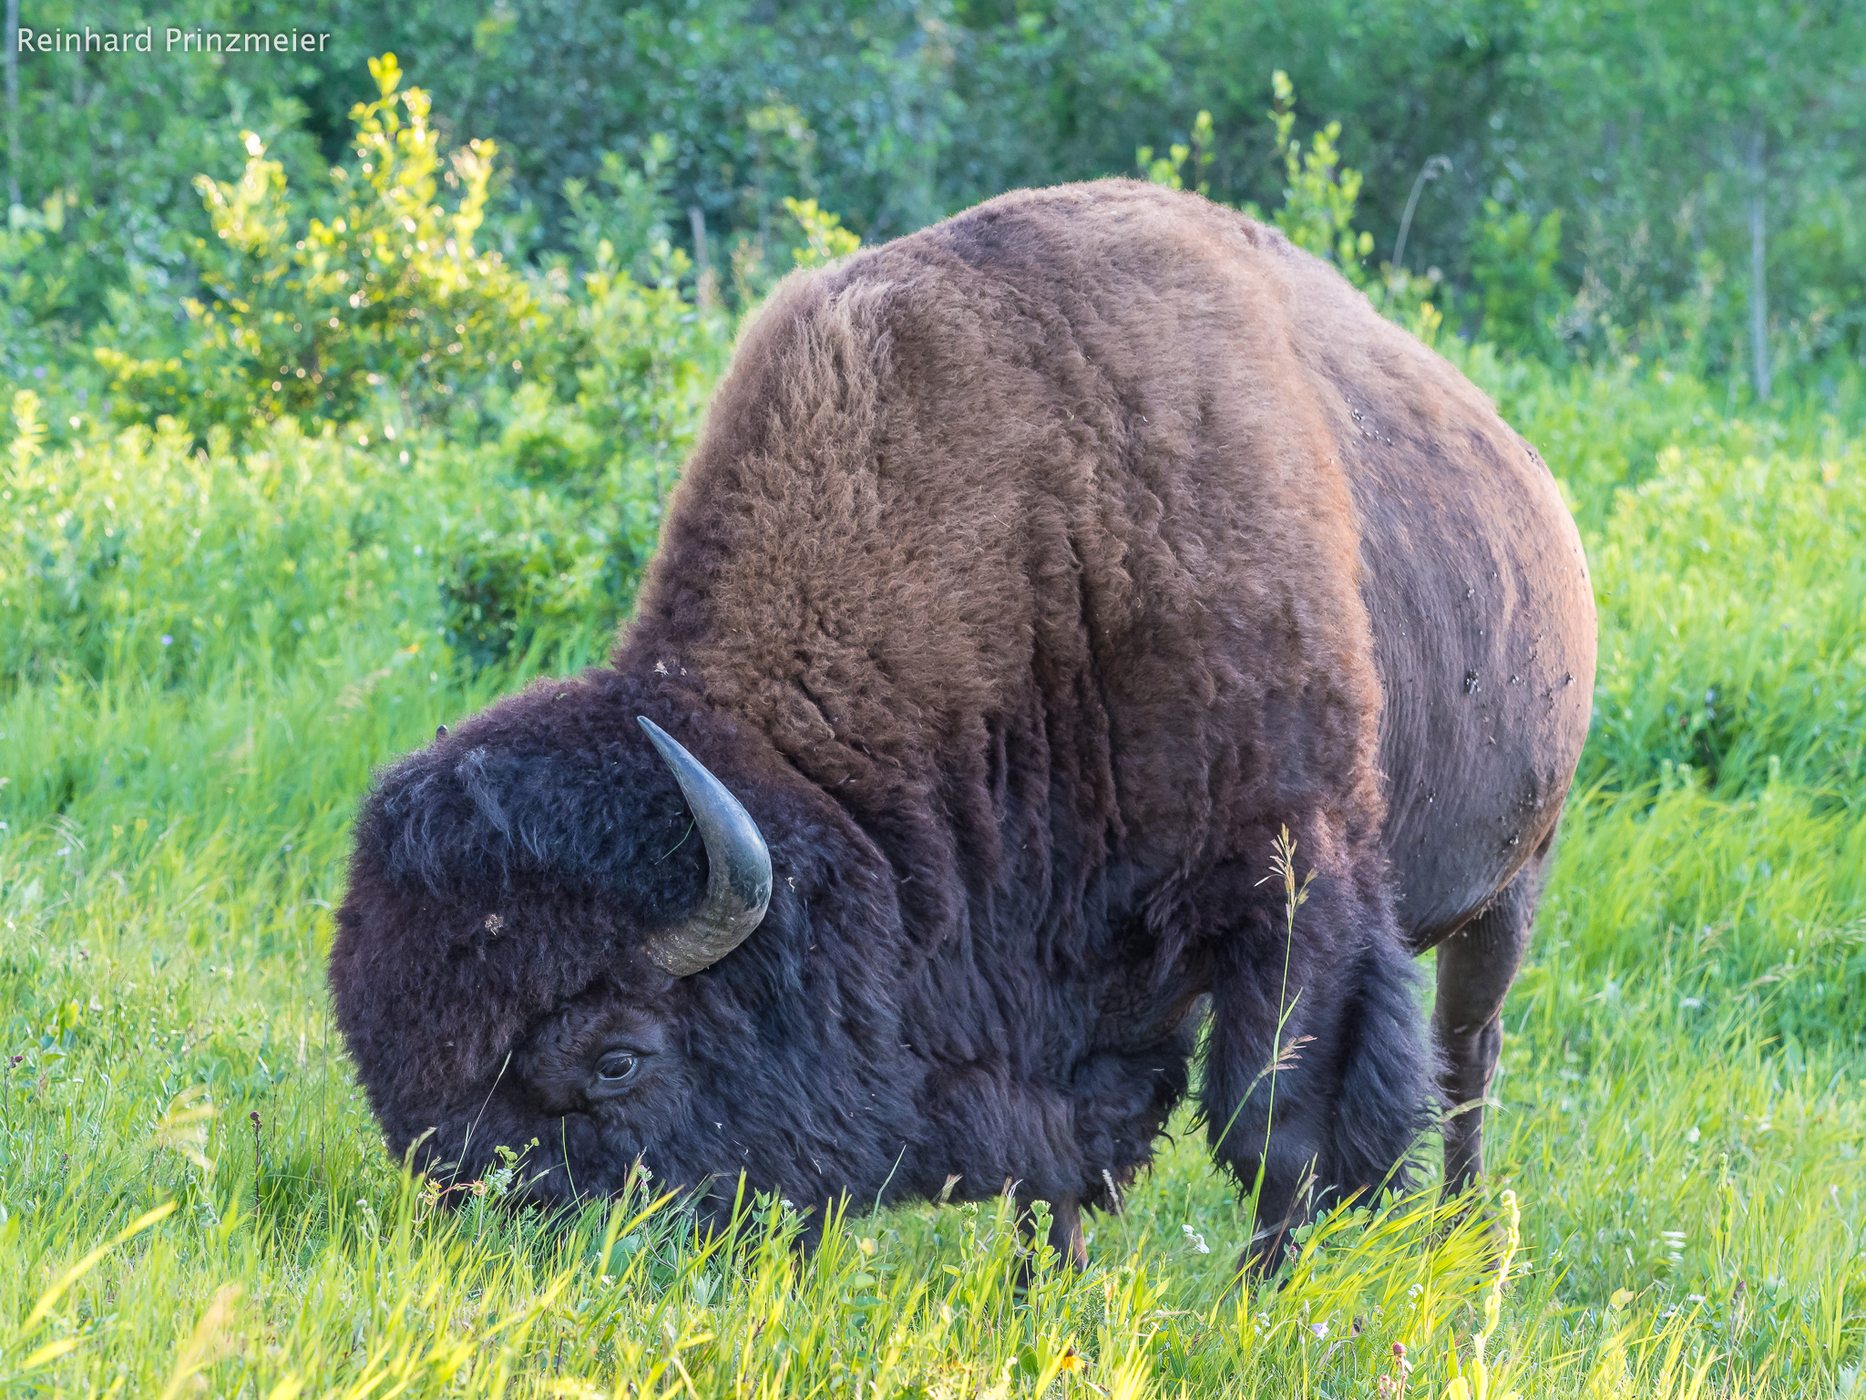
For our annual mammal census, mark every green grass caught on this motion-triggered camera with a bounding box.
[2,360,1863,1396]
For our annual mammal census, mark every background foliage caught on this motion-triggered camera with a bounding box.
[5,0,1866,388]
[2,13,1863,1398]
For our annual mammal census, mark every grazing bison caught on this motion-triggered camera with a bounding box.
[331,180,1595,1273]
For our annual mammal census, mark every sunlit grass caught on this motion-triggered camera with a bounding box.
[3,364,1863,1394]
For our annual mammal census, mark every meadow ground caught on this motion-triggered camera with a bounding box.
[2,357,1862,1396]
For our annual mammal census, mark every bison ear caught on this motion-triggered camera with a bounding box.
[636,716,773,976]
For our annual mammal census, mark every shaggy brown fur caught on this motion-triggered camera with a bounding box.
[330,180,1595,1274]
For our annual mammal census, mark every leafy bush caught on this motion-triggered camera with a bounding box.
[58,60,756,674]
[12,61,898,683]
[96,54,537,438]
[1470,200,1566,357]
[1,393,439,687]
[1263,70,1375,282]
[524,183,726,489]
[556,137,683,285]
[1,389,680,687]
[439,155,736,668]
[782,198,863,270]
[1140,75,1375,284]
[0,194,87,387]
[1584,431,1865,796]
[1137,110,1215,194]
[438,475,631,671]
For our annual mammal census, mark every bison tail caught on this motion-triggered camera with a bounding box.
[1324,929,1439,1200]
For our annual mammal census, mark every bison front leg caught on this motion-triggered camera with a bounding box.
[1201,872,1433,1278]
[1010,1195,1088,1292]
[1014,1196,1088,1276]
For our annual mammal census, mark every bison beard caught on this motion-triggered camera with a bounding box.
[330,181,1595,1277]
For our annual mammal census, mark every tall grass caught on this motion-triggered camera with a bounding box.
[2,360,1862,1395]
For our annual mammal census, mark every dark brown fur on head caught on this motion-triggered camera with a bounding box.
[331,181,1594,1263]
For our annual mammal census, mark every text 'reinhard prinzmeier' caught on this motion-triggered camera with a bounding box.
[17,26,331,53]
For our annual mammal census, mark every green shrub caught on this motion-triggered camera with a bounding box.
[95,54,537,439]
[1,394,440,688]
[0,393,673,688]
[556,137,682,285]
[437,154,736,669]
[1584,433,1866,796]
[782,197,863,269]
[438,476,630,672]
[1264,70,1374,283]
[1137,109,1215,194]
[56,61,750,676]
[525,208,726,497]
[1470,199,1566,357]
[0,194,87,387]
[1137,75,1375,284]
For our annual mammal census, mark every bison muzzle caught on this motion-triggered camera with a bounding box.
[330,180,1596,1275]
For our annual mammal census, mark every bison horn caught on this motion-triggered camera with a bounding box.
[636,716,772,976]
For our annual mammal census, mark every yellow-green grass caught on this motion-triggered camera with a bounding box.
[2,364,1862,1395]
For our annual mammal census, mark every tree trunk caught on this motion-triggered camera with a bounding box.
[1393,154,1450,273]
[5,0,20,208]
[688,205,716,310]
[1747,125,1771,403]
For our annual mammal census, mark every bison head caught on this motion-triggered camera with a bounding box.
[329,672,917,1225]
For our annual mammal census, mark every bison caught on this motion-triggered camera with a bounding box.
[330,180,1596,1274]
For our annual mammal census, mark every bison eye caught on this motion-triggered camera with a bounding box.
[592,1050,640,1093]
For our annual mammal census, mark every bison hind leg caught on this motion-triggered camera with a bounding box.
[1434,839,1549,1193]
